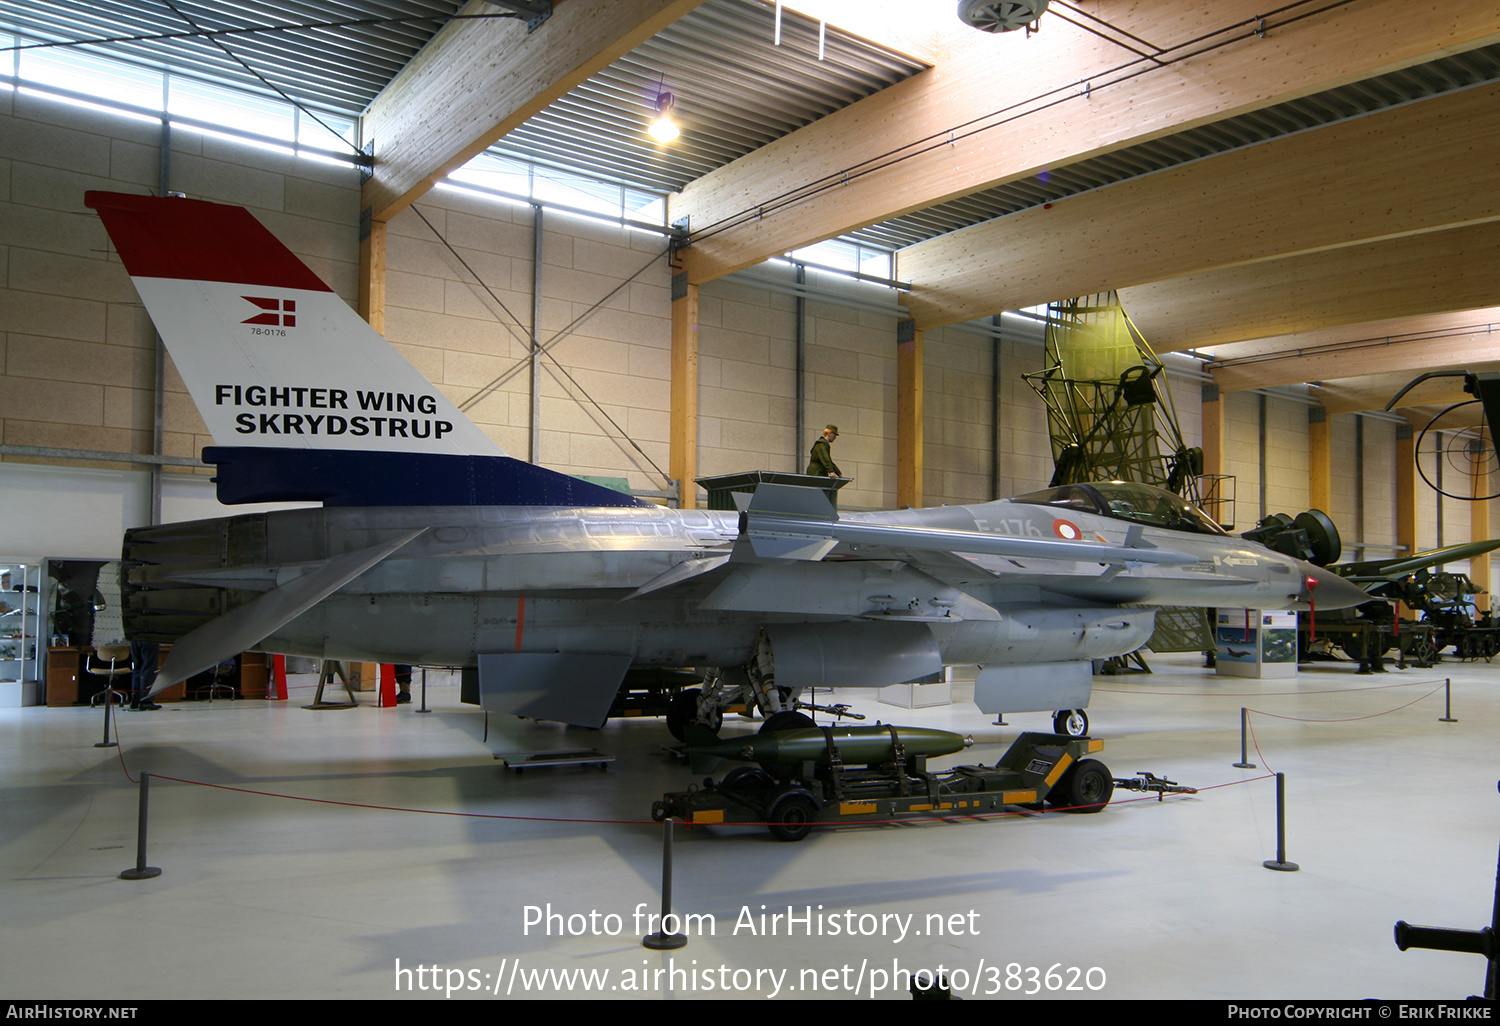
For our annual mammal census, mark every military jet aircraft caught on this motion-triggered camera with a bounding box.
[88,191,1371,734]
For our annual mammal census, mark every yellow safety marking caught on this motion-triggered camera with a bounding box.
[1005,790,1037,804]
[840,802,877,815]
[1044,752,1074,787]
[909,803,933,811]
[1088,739,1105,753]
[691,810,724,824]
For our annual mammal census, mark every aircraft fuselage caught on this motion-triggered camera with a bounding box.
[123,496,1353,673]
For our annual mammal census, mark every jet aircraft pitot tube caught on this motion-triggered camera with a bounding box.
[88,190,1373,733]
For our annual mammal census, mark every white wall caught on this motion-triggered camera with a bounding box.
[0,462,317,563]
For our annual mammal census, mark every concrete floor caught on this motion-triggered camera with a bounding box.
[1,654,1496,1001]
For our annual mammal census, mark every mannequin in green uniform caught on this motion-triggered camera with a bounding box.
[807,424,842,478]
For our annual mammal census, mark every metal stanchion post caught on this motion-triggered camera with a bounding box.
[95,692,118,749]
[1263,772,1299,872]
[119,772,162,880]
[416,665,431,714]
[643,817,687,950]
[1441,677,1457,723]
[1234,707,1255,768]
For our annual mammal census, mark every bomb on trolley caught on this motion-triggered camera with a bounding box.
[652,724,1117,841]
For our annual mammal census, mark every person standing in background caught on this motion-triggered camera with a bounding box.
[807,424,842,479]
[806,424,845,510]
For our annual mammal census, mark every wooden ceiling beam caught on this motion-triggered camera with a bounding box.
[1212,326,1500,393]
[901,80,1500,330]
[1198,308,1500,364]
[361,0,704,223]
[1313,375,1475,416]
[1118,220,1500,352]
[673,0,1500,284]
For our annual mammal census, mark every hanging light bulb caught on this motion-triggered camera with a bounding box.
[649,91,680,143]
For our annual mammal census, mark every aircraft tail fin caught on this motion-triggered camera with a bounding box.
[85,190,503,458]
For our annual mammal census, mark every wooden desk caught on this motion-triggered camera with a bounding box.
[44,646,266,704]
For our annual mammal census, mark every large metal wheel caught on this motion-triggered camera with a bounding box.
[666,687,721,742]
[1052,708,1089,737]
[766,790,819,842]
[665,688,697,741]
[1046,758,1113,813]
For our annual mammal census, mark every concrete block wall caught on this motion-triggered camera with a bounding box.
[801,270,898,509]
[383,191,674,493]
[994,336,1052,499]
[1216,397,1413,559]
[696,268,801,490]
[1413,426,1472,556]
[0,90,361,478]
[1359,417,1399,555]
[1160,359,1203,455]
[1263,393,1312,518]
[698,266,902,509]
[3,90,1477,569]
[922,322,991,506]
[1328,412,1359,539]
[1220,391,1310,526]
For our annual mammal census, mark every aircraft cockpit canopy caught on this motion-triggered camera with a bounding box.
[1010,482,1228,537]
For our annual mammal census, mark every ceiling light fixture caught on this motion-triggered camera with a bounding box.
[959,0,1050,33]
[649,90,680,143]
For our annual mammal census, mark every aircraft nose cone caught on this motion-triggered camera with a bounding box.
[1300,565,1373,610]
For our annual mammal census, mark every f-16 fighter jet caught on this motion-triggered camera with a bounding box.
[87,191,1370,734]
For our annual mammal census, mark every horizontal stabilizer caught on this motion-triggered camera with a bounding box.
[149,528,425,695]
[205,446,651,508]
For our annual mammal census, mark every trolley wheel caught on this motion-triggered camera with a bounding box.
[766,790,819,842]
[1046,758,1113,813]
[759,710,816,734]
[720,766,774,791]
[1052,708,1089,737]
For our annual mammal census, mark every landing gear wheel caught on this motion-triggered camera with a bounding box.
[766,790,819,842]
[759,710,816,734]
[1052,709,1089,737]
[1046,758,1113,813]
[666,688,720,742]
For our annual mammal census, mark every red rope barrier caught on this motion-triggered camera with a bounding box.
[101,712,1234,830]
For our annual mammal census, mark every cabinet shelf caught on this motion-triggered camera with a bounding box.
[0,563,41,705]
